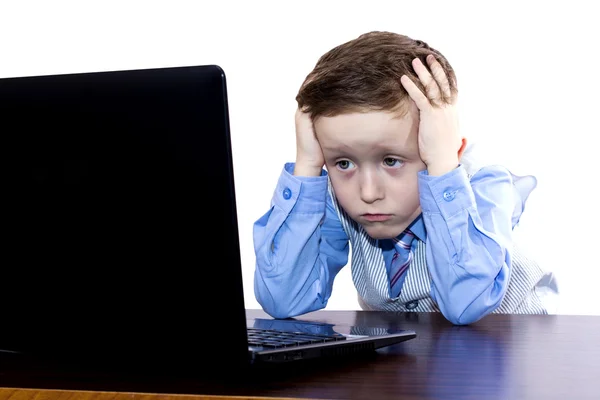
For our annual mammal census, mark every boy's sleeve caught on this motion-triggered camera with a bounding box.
[253,163,349,319]
[418,165,530,325]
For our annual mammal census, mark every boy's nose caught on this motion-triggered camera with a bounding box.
[360,173,384,204]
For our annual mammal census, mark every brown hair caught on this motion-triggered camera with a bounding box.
[296,31,457,119]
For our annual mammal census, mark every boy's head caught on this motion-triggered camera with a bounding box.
[297,31,462,239]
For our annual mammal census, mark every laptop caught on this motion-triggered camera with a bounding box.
[0,64,416,376]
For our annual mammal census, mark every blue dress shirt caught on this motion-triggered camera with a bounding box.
[253,162,536,324]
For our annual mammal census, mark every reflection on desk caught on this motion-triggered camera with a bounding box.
[249,316,401,337]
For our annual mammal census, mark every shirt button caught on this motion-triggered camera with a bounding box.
[282,188,292,200]
[443,190,456,201]
[405,301,419,310]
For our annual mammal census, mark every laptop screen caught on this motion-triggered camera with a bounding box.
[1,65,249,373]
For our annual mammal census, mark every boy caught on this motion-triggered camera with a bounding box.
[253,31,557,325]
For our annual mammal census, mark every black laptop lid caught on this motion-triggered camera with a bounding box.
[1,65,249,373]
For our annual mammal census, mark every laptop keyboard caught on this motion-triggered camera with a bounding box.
[247,328,346,348]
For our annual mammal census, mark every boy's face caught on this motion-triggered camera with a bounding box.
[314,103,425,239]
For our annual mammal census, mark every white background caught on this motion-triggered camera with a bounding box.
[2,0,598,315]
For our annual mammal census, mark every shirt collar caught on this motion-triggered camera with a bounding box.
[403,213,427,242]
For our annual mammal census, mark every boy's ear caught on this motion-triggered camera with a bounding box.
[457,138,468,160]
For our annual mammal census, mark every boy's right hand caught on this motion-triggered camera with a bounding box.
[293,109,325,176]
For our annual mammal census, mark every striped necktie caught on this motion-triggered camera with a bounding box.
[389,229,415,298]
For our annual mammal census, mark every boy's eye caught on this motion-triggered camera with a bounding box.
[383,157,403,168]
[336,160,355,170]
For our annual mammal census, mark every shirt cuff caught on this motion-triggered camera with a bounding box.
[418,165,476,219]
[272,163,329,214]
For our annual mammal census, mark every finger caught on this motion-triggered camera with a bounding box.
[400,75,430,111]
[412,57,442,106]
[426,54,452,102]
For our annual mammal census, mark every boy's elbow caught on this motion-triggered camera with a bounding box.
[442,306,489,326]
[255,285,305,319]
[254,269,327,319]
[262,307,291,319]
[437,259,510,325]
[255,287,294,319]
[256,288,324,320]
[258,298,295,319]
[435,286,505,326]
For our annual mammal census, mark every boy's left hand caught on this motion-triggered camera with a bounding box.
[400,55,463,176]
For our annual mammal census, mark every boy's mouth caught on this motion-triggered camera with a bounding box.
[362,214,392,222]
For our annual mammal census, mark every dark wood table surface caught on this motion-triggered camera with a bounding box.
[2,309,600,399]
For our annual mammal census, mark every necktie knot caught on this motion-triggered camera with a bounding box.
[394,229,415,250]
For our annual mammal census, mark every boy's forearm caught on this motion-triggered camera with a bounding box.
[254,212,329,319]
[418,166,515,324]
[254,163,348,318]
[254,203,348,319]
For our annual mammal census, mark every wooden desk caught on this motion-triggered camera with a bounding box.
[2,309,600,399]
